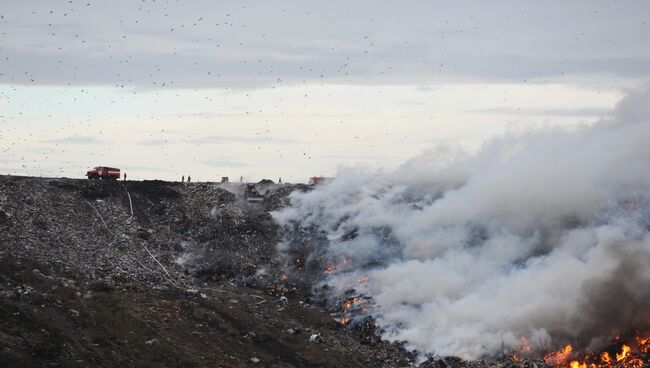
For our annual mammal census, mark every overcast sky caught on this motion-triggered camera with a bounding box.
[1,0,649,181]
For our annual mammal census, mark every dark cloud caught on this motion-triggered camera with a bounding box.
[1,0,649,88]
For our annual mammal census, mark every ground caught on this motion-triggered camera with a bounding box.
[0,175,542,368]
[0,176,419,367]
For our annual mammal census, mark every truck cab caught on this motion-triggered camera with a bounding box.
[308,176,331,186]
[87,166,121,180]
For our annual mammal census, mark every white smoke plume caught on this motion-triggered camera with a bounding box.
[273,86,650,360]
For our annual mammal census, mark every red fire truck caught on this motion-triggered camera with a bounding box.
[86,166,121,180]
[308,176,331,186]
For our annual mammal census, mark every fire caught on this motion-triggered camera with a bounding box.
[336,315,351,325]
[635,333,650,353]
[518,336,533,353]
[322,258,370,326]
[616,344,631,362]
[511,354,524,362]
[332,296,363,326]
[324,257,354,274]
[568,361,582,368]
[342,296,359,309]
[600,352,611,363]
[324,262,337,273]
[545,344,573,366]
[543,333,649,368]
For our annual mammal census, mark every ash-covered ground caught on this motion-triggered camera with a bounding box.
[0,175,545,368]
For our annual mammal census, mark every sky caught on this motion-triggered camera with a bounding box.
[1,0,649,182]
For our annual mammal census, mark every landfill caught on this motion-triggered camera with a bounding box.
[0,175,553,367]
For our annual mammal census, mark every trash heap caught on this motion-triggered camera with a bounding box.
[0,175,555,367]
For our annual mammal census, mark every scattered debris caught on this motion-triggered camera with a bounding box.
[310,333,323,343]
[0,175,555,367]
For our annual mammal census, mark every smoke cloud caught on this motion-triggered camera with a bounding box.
[273,86,650,359]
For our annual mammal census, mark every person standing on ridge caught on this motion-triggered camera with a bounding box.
[182,175,185,182]
[123,172,127,181]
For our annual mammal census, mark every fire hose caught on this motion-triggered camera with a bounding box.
[119,183,180,288]
[86,184,239,298]
[121,183,134,224]
[84,186,182,289]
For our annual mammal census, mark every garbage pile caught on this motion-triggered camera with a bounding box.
[0,175,552,367]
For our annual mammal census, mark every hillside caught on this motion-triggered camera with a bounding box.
[0,175,552,368]
[0,175,418,368]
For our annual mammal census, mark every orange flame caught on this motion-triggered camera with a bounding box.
[517,336,533,354]
[544,332,649,368]
[545,344,573,366]
[616,344,631,362]
[636,333,650,353]
[600,352,611,363]
[337,316,351,325]
[569,361,585,368]
[333,296,362,326]
[294,257,303,269]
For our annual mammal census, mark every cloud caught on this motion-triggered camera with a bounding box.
[320,154,404,162]
[1,1,649,89]
[168,111,355,119]
[609,84,650,125]
[166,112,248,119]
[202,159,251,168]
[190,135,306,145]
[117,164,178,173]
[468,107,611,117]
[42,136,110,144]
[137,134,305,146]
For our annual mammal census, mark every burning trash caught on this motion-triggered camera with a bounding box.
[541,332,650,368]
[274,87,650,362]
[331,296,372,327]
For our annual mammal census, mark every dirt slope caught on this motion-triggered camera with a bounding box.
[0,176,415,368]
[0,175,549,368]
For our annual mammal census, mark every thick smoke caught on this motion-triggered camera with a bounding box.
[273,86,650,359]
